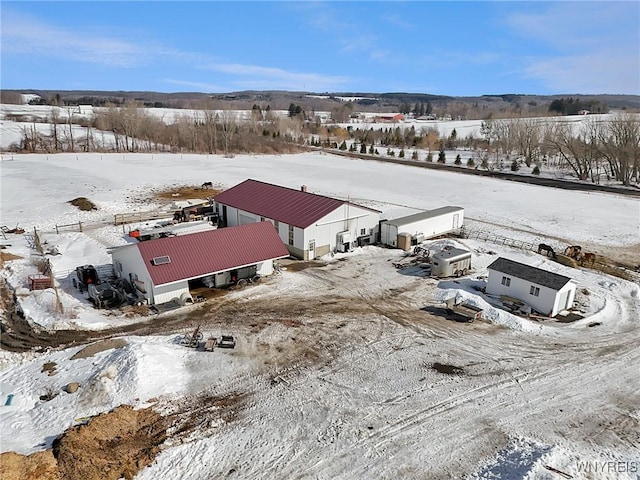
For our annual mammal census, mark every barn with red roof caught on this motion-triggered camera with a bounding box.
[110,222,289,305]
[214,179,381,260]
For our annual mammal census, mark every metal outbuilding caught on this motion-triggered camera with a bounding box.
[110,221,289,305]
[380,206,464,248]
[214,179,381,260]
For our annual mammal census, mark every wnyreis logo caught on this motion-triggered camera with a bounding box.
[577,461,638,474]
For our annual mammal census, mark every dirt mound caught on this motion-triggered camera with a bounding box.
[151,184,222,201]
[52,405,167,480]
[70,338,128,360]
[0,450,60,480]
[68,197,97,211]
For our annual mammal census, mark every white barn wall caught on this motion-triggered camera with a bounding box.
[256,260,274,276]
[111,245,152,304]
[305,204,379,258]
[152,281,190,305]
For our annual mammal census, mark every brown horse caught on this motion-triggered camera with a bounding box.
[580,252,597,266]
[564,245,582,259]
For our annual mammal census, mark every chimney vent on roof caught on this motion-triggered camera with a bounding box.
[301,185,307,192]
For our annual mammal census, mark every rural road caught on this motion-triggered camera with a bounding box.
[321,148,640,198]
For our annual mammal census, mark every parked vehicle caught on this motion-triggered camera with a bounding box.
[73,265,99,292]
[430,248,472,277]
[87,283,125,309]
[444,297,483,322]
[217,335,236,349]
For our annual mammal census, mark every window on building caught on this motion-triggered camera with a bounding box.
[274,220,279,230]
[530,286,540,296]
[360,228,366,235]
[260,216,265,222]
[501,276,511,287]
[288,225,294,245]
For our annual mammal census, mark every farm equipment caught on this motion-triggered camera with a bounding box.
[444,297,483,322]
[73,265,99,293]
[87,283,125,309]
[413,245,431,261]
[217,335,236,349]
[180,325,203,348]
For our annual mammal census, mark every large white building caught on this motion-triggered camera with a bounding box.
[214,179,381,260]
[380,206,464,248]
[486,257,577,317]
[110,222,289,305]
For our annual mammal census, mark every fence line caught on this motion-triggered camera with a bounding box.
[113,210,175,226]
[55,221,83,234]
[462,228,538,252]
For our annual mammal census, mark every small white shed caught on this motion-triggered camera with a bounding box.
[486,257,577,317]
[380,206,464,247]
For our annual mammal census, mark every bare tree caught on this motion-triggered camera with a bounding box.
[219,110,237,157]
[511,118,542,167]
[546,119,602,181]
[598,113,640,185]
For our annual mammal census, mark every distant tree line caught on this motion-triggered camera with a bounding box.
[14,101,306,156]
[548,97,608,115]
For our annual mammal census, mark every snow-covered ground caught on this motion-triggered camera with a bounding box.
[1,151,639,479]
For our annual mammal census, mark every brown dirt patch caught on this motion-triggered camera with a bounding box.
[0,251,22,267]
[0,450,60,480]
[68,197,97,211]
[70,338,128,360]
[280,260,327,272]
[151,184,223,201]
[52,405,167,480]
[432,362,465,375]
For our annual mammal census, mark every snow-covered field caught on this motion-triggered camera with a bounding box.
[1,151,639,479]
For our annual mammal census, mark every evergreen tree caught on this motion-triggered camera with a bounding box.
[438,149,446,163]
[532,165,541,175]
[511,160,520,171]
[454,154,462,165]
[411,150,418,160]
[339,140,347,150]
[360,143,367,154]
[467,158,475,167]
[399,148,405,158]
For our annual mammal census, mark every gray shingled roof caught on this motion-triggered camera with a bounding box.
[384,206,463,227]
[487,257,572,290]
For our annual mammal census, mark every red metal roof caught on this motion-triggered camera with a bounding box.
[137,221,289,286]
[214,179,378,228]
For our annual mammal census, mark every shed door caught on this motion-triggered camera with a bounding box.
[557,290,570,312]
[453,214,459,229]
[308,240,316,260]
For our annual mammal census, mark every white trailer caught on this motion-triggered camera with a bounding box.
[380,206,464,247]
[431,248,472,277]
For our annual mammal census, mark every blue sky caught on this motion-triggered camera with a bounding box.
[1,1,638,95]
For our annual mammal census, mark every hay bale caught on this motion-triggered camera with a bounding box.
[64,382,79,394]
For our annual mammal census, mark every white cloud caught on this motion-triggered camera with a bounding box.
[204,63,350,91]
[505,2,638,51]
[1,11,144,67]
[162,79,227,92]
[524,49,640,94]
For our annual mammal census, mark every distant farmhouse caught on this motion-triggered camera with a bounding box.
[214,179,381,260]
